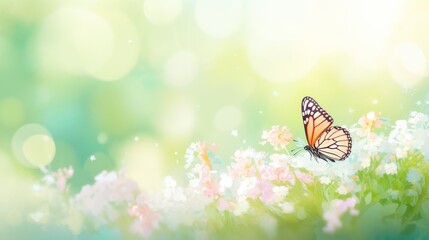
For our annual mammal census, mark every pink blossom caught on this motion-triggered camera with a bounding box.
[295,171,314,184]
[356,112,383,137]
[229,148,263,178]
[259,154,295,185]
[261,126,294,151]
[237,177,259,199]
[217,198,234,212]
[323,197,359,233]
[74,171,139,224]
[188,164,219,199]
[52,166,74,191]
[128,195,161,237]
[258,180,274,204]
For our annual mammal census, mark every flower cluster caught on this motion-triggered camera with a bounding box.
[261,126,294,151]
[28,110,429,239]
[323,197,359,233]
[74,171,139,225]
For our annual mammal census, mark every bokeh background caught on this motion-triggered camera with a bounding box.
[0,0,429,233]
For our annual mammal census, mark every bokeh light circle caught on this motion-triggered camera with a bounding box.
[36,7,114,76]
[22,134,56,168]
[195,0,242,38]
[12,124,56,168]
[246,0,319,83]
[144,0,182,25]
[36,7,140,81]
[164,50,198,87]
[389,43,427,88]
[89,11,140,81]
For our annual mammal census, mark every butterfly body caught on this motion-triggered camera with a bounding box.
[300,96,352,162]
[304,145,332,162]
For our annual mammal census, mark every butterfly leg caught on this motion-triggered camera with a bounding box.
[310,152,319,163]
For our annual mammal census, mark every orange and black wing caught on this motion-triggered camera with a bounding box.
[314,126,352,161]
[301,96,334,147]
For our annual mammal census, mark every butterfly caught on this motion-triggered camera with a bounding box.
[294,96,352,162]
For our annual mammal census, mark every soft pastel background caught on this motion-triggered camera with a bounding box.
[0,0,429,239]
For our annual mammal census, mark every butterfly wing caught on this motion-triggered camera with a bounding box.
[302,96,334,147]
[315,126,352,161]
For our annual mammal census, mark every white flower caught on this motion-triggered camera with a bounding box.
[364,133,383,153]
[279,202,294,213]
[320,177,331,185]
[336,185,348,195]
[367,112,376,120]
[360,158,371,169]
[95,171,117,182]
[234,148,266,162]
[272,186,289,202]
[384,163,397,175]
[233,197,249,216]
[395,120,408,130]
[237,177,257,197]
[189,178,199,188]
[163,176,187,202]
[409,111,428,125]
[164,176,177,188]
[43,175,55,185]
[219,174,233,192]
[184,142,198,169]
[395,147,408,158]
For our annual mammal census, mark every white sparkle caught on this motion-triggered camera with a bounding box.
[89,155,96,162]
[372,99,379,105]
[258,110,263,114]
[272,91,279,97]
[416,101,422,105]
[174,151,178,156]
[134,136,139,141]
[231,129,238,137]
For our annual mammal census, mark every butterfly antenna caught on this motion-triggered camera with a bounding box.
[291,146,303,153]
[293,148,305,156]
